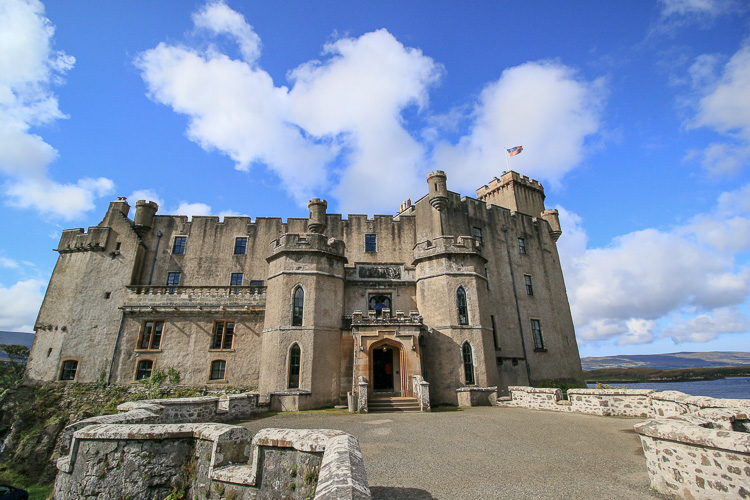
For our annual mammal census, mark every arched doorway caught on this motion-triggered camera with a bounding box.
[370,339,404,395]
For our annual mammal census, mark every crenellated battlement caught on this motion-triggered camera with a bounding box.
[268,233,347,260]
[476,170,545,199]
[55,227,111,253]
[412,235,483,263]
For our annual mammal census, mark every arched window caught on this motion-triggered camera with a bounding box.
[288,343,301,389]
[462,342,475,385]
[457,287,469,325]
[292,286,304,326]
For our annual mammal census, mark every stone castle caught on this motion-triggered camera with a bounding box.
[27,170,584,409]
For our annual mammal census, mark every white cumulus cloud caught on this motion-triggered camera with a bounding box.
[0,0,114,219]
[432,61,605,193]
[138,2,603,215]
[0,278,45,332]
[558,184,750,346]
[687,41,750,175]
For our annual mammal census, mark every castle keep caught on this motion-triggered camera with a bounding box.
[27,170,584,408]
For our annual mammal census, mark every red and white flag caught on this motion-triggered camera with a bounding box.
[506,146,523,157]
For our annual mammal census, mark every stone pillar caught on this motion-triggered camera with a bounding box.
[357,376,368,414]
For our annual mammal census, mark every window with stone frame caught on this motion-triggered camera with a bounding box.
[166,272,180,294]
[209,360,226,380]
[230,272,243,294]
[59,359,78,381]
[135,359,153,380]
[365,233,377,252]
[531,319,545,350]
[234,237,247,254]
[518,237,527,255]
[462,342,475,385]
[473,227,483,245]
[524,274,534,296]
[211,321,235,350]
[138,320,164,350]
[457,287,469,325]
[172,236,187,254]
[288,343,301,389]
[292,286,304,326]
[368,293,391,317]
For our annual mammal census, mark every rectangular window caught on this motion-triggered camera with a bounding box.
[60,360,78,381]
[210,360,226,380]
[136,359,153,380]
[518,237,527,255]
[173,236,186,254]
[167,272,181,294]
[365,234,376,252]
[230,273,243,294]
[234,237,247,254]
[491,315,499,350]
[473,227,483,245]
[368,293,392,317]
[531,319,545,350]
[138,320,164,350]
[524,274,533,296]
[212,321,235,350]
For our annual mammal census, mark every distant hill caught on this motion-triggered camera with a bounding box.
[581,351,750,371]
[0,331,34,361]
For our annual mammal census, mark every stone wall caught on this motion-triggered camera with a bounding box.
[502,386,750,499]
[54,395,371,499]
[635,415,750,499]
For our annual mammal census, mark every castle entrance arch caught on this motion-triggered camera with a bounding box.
[369,339,404,395]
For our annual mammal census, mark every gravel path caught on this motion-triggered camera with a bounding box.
[240,406,668,499]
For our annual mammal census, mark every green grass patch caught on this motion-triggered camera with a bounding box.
[0,470,53,499]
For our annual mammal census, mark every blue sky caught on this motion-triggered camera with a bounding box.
[1,0,749,358]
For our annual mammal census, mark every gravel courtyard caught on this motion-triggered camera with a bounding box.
[240,406,668,499]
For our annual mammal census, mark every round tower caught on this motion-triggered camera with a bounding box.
[307,198,327,234]
[427,171,448,211]
[134,200,159,235]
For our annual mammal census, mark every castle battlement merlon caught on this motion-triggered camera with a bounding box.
[412,235,485,264]
[55,227,111,253]
[268,233,347,262]
[475,170,545,200]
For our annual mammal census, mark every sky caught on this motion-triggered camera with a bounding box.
[1,0,750,359]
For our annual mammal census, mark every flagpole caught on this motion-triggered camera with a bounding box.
[504,148,511,172]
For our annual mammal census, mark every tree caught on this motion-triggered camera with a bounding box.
[0,344,29,389]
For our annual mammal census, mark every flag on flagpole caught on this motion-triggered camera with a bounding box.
[506,145,523,157]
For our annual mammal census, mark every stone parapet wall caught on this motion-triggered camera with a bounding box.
[54,396,371,499]
[456,386,498,407]
[567,388,654,417]
[116,392,266,423]
[635,416,750,499]
[502,386,746,420]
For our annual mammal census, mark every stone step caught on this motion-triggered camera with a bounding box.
[368,397,421,412]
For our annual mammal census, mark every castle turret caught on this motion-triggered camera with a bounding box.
[307,198,327,234]
[475,171,546,217]
[427,171,448,211]
[134,200,159,235]
[541,209,562,242]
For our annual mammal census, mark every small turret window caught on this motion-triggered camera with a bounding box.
[292,286,304,326]
[288,344,301,389]
[457,287,469,325]
[462,342,475,385]
[60,359,78,381]
[518,237,527,255]
[524,275,534,296]
[473,227,483,245]
[531,319,545,350]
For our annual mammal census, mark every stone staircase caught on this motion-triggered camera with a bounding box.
[368,396,421,413]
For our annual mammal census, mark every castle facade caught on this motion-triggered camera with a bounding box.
[27,170,584,408]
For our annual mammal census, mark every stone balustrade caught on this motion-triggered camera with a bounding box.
[413,375,431,412]
[123,285,266,309]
